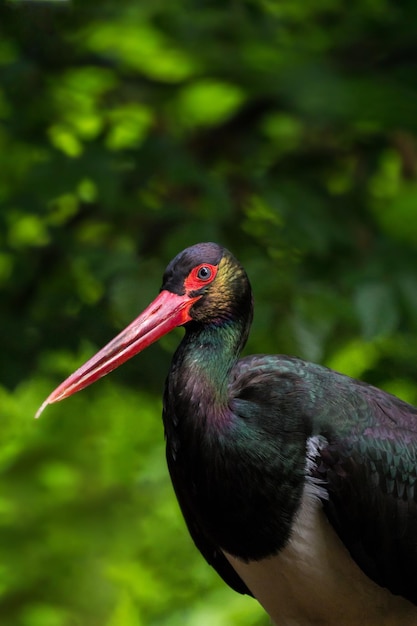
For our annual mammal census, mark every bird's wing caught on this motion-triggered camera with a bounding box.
[311,381,417,606]
[232,355,417,605]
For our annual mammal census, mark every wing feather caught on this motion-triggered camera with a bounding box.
[233,354,417,604]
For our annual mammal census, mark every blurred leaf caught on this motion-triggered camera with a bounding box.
[175,80,246,128]
[107,591,143,626]
[326,339,380,379]
[48,125,83,157]
[106,104,153,150]
[7,212,50,248]
[21,604,69,626]
[85,21,198,81]
[354,282,399,339]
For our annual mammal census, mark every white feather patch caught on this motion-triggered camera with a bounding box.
[224,436,417,626]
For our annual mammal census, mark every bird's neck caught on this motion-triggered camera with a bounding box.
[166,317,249,428]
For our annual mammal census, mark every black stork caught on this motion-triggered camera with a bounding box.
[36,242,417,625]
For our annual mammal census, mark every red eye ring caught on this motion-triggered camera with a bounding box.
[184,263,218,292]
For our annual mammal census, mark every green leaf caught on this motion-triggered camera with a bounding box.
[175,80,246,128]
[354,282,399,339]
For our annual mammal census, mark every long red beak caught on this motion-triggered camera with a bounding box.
[35,289,200,419]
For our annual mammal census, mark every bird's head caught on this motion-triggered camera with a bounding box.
[162,242,251,325]
[35,242,252,417]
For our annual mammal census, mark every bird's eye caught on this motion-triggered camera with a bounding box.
[197,266,212,281]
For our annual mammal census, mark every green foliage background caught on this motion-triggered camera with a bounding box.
[2,1,417,624]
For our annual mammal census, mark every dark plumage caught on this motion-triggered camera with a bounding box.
[37,243,417,624]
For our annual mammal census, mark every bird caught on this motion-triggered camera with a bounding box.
[36,242,417,626]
